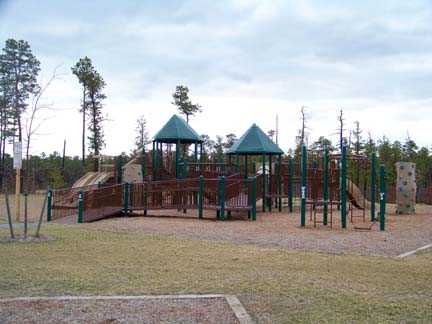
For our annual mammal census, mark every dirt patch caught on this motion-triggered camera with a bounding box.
[66,204,432,257]
[0,296,242,324]
[0,234,55,243]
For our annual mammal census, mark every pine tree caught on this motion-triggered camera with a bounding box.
[135,115,150,151]
[72,57,107,171]
[171,85,202,123]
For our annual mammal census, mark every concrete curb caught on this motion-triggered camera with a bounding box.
[396,243,432,258]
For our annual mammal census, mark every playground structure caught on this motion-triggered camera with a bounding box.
[48,114,387,231]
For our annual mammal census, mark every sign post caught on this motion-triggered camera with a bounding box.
[13,142,22,222]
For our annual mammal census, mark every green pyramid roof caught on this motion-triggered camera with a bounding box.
[227,123,284,155]
[153,114,203,143]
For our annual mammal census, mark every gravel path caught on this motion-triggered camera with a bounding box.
[62,204,432,257]
[0,296,242,324]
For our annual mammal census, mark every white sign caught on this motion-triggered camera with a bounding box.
[13,142,22,169]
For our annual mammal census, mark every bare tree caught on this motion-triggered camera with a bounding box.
[336,108,346,152]
[24,67,59,191]
[296,106,310,147]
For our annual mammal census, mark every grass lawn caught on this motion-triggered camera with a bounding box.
[1,224,431,323]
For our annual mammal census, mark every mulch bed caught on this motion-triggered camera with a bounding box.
[62,204,432,257]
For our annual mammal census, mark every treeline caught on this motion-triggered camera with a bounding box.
[1,152,93,192]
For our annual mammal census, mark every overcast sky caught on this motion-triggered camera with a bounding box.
[1,0,431,157]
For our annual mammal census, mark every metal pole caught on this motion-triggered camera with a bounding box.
[268,155,272,211]
[220,176,225,220]
[141,149,146,182]
[117,155,123,184]
[301,145,307,226]
[262,154,266,212]
[371,152,376,221]
[380,164,386,231]
[278,155,282,212]
[124,182,129,217]
[176,140,180,179]
[341,145,347,229]
[35,193,48,237]
[323,147,329,225]
[252,176,257,221]
[235,154,239,174]
[47,188,52,221]
[5,189,15,238]
[15,168,21,222]
[289,156,293,213]
[78,190,83,223]
[198,175,204,219]
[24,193,28,238]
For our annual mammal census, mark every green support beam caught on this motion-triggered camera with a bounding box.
[323,147,329,225]
[380,164,386,231]
[46,188,52,222]
[289,156,293,213]
[124,182,129,217]
[262,154,266,212]
[341,145,347,229]
[220,176,225,221]
[141,149,146,182]
[117,155,123,184]
[252,176,257,221]
[78,190,83,223]
[198,175,204,219]
[371,151,376,221]
[278,155,282,212]
[268,155,272,211]
[301,145,307,226]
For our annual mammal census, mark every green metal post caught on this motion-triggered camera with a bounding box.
[236,154,239,174]
[176,140,180,179]
[268,155,272,211]
[183,159,188,214]
[323,147,329,225]
[151,141,156,181]
[380,164,386,231]
[141,149,146,182]
[289,156,293,213]
[228,155,232,175]
[262,154,266,212]
[194,141,198,162]
[252,161,256,174]
[341,145,347,229]
[124,182,129,217]
[117,155,123,184]
[220,176,225,221]
[252,176,257,221]
[199,175,204,219]
[129,183,134,207]
[200,142,203,166]
[183,159,188,179]
[301,145,307,226]
[371,152,376,221]
[46,188,52,222]
[278,155,282,212]
[78,190,83,224]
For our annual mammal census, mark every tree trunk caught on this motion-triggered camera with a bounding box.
[81,88,86,166]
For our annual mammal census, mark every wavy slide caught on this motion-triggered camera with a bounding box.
[346,178,371,209]
[72,171,114,188]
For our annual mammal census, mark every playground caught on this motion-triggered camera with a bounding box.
[2,114,432,323]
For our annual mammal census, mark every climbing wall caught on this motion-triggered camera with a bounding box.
[395,162,417,215]
[123,164,143,183]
